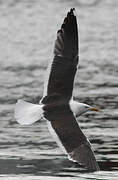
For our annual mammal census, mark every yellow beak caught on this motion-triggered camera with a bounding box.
[91,107,99,111]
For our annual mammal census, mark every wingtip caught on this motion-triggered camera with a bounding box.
[54,7,78,57]
[60,8,77,31]
[69,8,76,17]
[68,142,100,172]
[70,8,75,14]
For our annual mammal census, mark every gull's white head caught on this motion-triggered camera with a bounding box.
[70,100,99,117]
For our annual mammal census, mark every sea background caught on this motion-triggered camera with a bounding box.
[0,0,118,179]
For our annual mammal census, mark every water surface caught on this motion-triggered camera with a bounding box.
[0,0,118,179]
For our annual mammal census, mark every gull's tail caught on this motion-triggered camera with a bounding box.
[15,99,44,125]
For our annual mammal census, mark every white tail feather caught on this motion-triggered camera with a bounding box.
[15,99,44,125]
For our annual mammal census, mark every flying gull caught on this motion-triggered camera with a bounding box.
[15,8,100,171]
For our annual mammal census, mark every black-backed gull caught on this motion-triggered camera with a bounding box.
[15,8,100,171]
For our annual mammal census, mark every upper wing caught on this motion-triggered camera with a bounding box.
[43,9,79,100]
[44,105,99,171]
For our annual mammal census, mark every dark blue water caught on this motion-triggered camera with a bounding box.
[0,0,118,179]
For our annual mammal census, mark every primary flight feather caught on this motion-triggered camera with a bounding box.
[15,8,100,171]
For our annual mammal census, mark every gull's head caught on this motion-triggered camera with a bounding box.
[78,103,99,116]
[70,101,99,117]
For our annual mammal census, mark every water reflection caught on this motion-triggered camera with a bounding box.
[0,157,117,176]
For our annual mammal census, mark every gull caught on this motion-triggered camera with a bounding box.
[15,8,100,171]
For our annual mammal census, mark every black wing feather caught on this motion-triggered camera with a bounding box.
[43,9,79,101]
[54,8,78,58]
[44,105,99,171]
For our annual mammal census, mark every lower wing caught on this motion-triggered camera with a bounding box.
[44,106,100,171]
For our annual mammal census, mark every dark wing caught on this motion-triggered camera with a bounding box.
[43,9,79,101]
[44,105,99,171]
